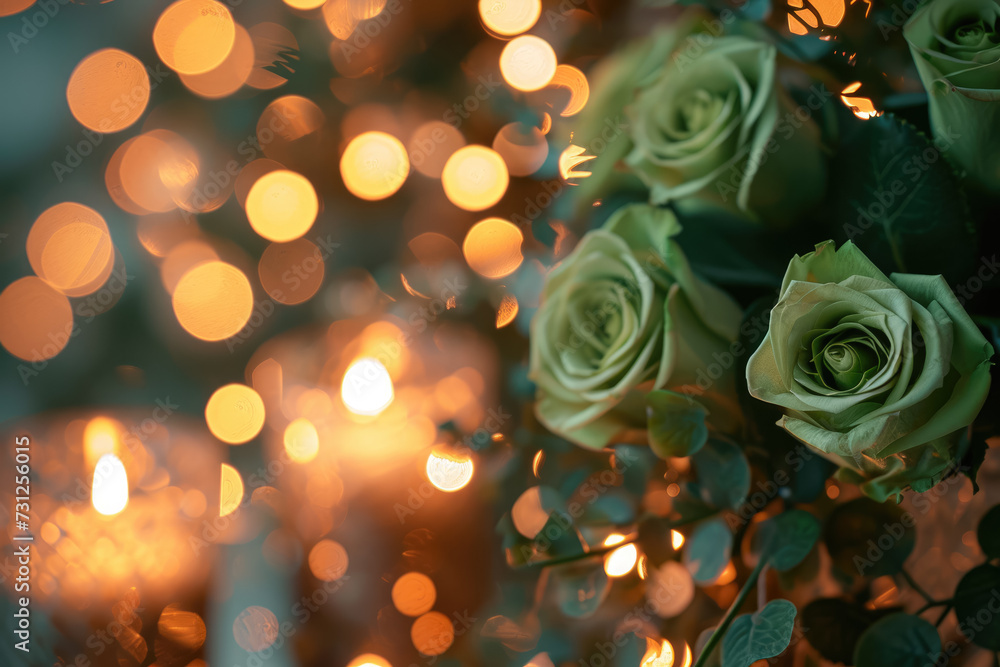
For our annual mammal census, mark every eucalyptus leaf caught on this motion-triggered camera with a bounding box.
[953,564,1000,650]
[721,599,797,667]
[802,598,898,665]
[552,562,611,619]
[753,510,820,572]
[692,438,751,510]
[829,113,976,285]
[684,518,733,584]
[853,614,941,667]
[978,505,1000,559]
[647,390,709,459]
[824,498,915,578]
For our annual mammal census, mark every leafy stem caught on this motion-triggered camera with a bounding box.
[692,558,768,667]
[900,568,934,604]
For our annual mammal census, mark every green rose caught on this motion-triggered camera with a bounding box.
[529,203,743,449]
[904,0,1000,192]
[747,240,994,501]
[573,11,827,225]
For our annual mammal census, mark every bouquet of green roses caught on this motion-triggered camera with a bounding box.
[511,1,1000,664]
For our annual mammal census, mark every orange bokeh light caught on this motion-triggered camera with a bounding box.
[179,23,254,99]
[153,0,237,75]
[0,277,74,362]
[206,383,266,444]
[500,35,557,92]
[392,572,436,616]
[463,218,523,278]
[27,202,114,297]
[441,145,508,211]
[478,0,541,36]
[171,261,254,341]
[66,49,150,133]
[340,131,410,200]
[258,238,326,305]
[245,170,319,242]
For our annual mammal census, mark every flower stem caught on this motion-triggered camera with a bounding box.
[900,568,934,604]
[692,559,768,667]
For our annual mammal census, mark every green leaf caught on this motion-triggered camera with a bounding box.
[721,599,797,667]
[691,438,751,510]
[853,613,941,667]
[978,505,1000,559]
[753,510,821,572]
[552,562,611,618]
[824,497,915,578]
[684,518,733,584]
[802,598,899,665]
[953,564,1000,650]
[647,390,709,459]
[829,113,977,285]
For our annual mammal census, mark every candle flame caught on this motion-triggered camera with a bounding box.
[341,357,394,416]
[671,529,685,550]
[603,540,638,577]
[641,638,676,667]
[92,453,129,516]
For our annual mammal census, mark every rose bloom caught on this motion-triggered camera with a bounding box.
[572,9,827,226]
[529,204,743,449]
[747,240,993,501]
[905,0,1000,192]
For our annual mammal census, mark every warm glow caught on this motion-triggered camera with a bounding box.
[27,202,114,297]
[284,418,320,463]
[0,277,74,362]
[179,24,254,99]
[0,0,35,17]
[841,81,881,119]
[220,463,244,517]
[496,293,518,328]
[347,655,392,667]
[604,542,638,577]
[66,49,150,133]
[500,35,557,92]
[84,417,119,471]
[671,529,685,550]
[714,561,738,585]
[391,572,437,616]
[206,384,266,444]
[641,639,681,667]
[548,64,590,116]
[284,0,325,8]
[478,0,541,36]
[463,218,524,278]
[341,357,394,416]
[408,121,466,178]
[246,170,319,242]
[92,453,129,516]
[411,611,454,656]
[603,534,626,547]
[442,145,509,211]
[559,144,596,181]
[426,450,474,492]
[258,238,325,305]
[308,539,349,581]
[232,606,277,652]
[340,131,409,200]
[172,261,254,341]
[153,0,236,75]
